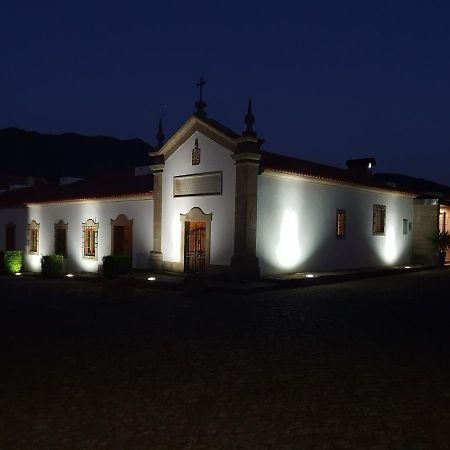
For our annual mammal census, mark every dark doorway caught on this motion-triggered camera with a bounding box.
[184,221,206,273]
[113,225,132,257]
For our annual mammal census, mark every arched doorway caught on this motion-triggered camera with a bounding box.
[180,207,212,273]
[110,214,133,258]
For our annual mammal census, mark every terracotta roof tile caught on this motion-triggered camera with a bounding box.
[0,174,153,207]
[260,150,417,195]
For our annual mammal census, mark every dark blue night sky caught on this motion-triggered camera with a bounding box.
[2,0,450,184]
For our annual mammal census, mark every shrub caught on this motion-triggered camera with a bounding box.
[429,230,450,253]
[102,255,132,279]
[1,250,23,274]
[41,254,64,279]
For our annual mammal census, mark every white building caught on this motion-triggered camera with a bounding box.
[0,102,444,277]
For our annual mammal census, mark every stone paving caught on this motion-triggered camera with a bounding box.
[1,270,450,449]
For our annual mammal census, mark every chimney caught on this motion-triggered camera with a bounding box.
[345,158,376,177]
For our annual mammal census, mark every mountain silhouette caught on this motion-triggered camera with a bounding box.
[0,127,153,181]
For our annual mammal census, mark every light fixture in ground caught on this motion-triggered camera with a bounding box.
[148,277,156,281]
[404,266,411,269]
[66,273,74,278]
[305,273,315,278]
[15,272,22,276]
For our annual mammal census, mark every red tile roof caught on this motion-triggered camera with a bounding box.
[260,151,417,195]
[0,174,153,207]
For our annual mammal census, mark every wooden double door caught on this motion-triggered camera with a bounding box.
[184,221,206,273]
[112,225,132,257]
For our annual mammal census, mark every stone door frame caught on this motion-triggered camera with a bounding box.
[110,214,133,258]
[180,207,212,272]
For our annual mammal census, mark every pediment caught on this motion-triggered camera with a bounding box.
[150,116,238,161]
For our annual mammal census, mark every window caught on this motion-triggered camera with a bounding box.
[28,220,40,254]
[336,209,346,239]
[373,205,386,235]
[82,219,98,259]
[54,221,68,257]
[5,223,15,250]
[402,219,408,235]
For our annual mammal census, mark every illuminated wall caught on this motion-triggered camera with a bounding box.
[161,131,235,268]
[257,172,414,275]
[0,198,153,273]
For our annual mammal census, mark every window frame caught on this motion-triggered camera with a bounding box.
[28,220,40,255]
[372,204,386,236]
[82,219,99,260]
[336,209,346,239]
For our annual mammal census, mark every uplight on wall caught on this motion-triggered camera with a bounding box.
[276,210,301,269]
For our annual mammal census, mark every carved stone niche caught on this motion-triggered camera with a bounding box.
[192,138,201,166]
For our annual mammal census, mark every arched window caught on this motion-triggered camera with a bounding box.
[28,220,40,255]
[82,219,99,260]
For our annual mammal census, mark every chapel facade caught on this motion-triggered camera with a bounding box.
[0,99,448,277]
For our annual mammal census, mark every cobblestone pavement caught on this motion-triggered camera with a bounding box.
[1,271,450,449]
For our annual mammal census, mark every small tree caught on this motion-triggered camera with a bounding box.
[430,230,450,253]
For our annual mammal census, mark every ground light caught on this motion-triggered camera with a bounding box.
[148,277,156,281]
[404,266,411,269]
[305,273,315,278]
[15,272,21,276]
[66,273,74,278]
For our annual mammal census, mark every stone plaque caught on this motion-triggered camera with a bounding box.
[173,172,222,197]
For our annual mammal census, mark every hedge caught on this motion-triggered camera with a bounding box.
[41,254,64,278]
[0,250,23,274]
[102,255,132,279]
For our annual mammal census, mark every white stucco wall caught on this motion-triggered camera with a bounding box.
[161,131,236,267]
[0,198,153,273]
[257,172,414,275]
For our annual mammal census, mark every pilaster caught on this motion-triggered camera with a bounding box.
[149,156,164,272]
[231,138,262,279]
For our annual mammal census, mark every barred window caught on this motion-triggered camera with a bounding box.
[54,221,68,257]
[82,219,99,259]
[373,205,386,235]
[336,209,346,239]
[28,220,40,255]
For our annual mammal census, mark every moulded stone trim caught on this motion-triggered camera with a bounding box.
[150,116,237,161]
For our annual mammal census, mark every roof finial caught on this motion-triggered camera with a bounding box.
[194,77,207,118]
[156,119,165,148]
[243,98,256,137]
